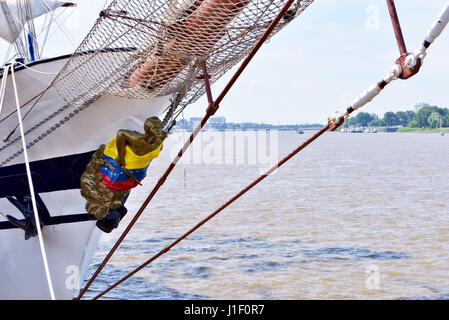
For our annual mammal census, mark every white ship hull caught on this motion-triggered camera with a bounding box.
[0,55,171,299]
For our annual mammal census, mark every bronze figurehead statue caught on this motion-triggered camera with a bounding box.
[80,116,167,233]
[115,117,166,166]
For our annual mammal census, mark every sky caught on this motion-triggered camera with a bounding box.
[1,0,448,124]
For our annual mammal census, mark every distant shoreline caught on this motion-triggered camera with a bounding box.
[396,127,449,133]
[338,127,449,134]
[171,126,449,133]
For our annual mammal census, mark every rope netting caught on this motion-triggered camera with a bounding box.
[51,0,315,107]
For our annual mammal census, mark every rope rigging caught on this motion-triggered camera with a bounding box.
[0,0,446,301]
[91,125,330,300]
[10,62,55,300]
[0,61,60,145]
[75,0,301,300]
[0,65,10,116]
[0,0,314,168]
[76,1,449,299]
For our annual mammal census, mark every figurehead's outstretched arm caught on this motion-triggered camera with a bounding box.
[115,129,134,167]
[115,118,167,167]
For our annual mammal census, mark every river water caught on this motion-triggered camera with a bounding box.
[82,130,449,300]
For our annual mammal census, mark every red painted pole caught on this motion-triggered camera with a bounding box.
[75,0,297,300]
[386,0,408,55]
[75,70,216,301]
[201,62,214,105]
[92,124,330,300]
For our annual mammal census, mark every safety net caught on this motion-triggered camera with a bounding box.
[51,0,315,107]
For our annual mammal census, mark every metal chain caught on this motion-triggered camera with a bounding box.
[0,103,82,167]
[0,91,181,167]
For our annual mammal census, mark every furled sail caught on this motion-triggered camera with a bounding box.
[0,0,75,43]
[52,0,315,107]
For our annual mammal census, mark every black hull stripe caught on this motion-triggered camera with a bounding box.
[0,213,96,230]
[0,150,97,230]
[0,150,95,196]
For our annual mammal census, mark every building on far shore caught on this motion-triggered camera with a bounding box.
[190,117,202,129]
[209,117,226,130]
[414,102,430,113]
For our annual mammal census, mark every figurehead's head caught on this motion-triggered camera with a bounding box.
[144,117,166,140]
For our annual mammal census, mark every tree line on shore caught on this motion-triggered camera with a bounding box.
[343,106,449,129]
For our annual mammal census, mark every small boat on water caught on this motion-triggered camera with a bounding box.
[350,127,363,133]
[364,127,378,133]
